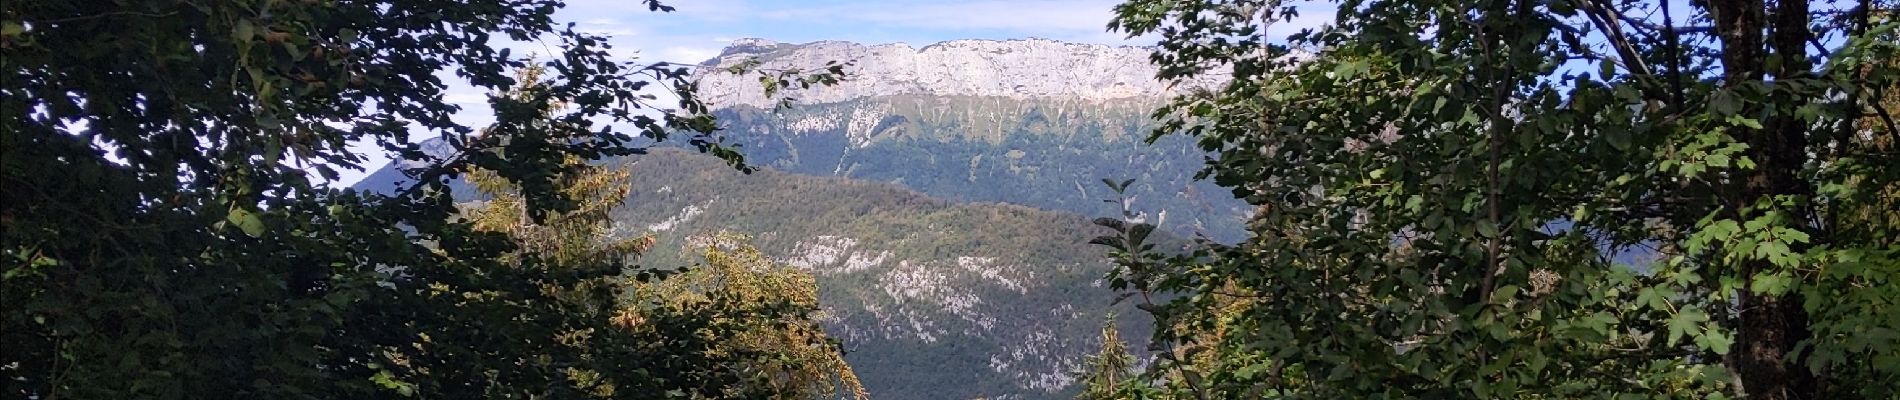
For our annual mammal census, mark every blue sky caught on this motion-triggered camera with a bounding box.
[561,0,1157,61]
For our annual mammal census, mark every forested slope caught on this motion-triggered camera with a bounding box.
[603,148,1154,399]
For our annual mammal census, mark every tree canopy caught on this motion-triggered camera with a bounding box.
[1102,0,1899,398]
[1,0,835,398]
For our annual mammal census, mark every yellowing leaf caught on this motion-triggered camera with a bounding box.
[227,207,264,237]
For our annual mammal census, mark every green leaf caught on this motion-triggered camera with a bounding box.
[1698,329,1734,355]
[1667,307,1709,346]
[234,19,256,43]
[1754,241,1791,263]
[1491,284,1519,303]
[1604,126,1630,151]
[1777,228,1810,244]
[1749,270,1794,295]
[1710,90,1741,116]
[1334,60,1364,81]
[1726,115,1764,129]
[226,207,265,237]
[1706,154,1731,168]
[1477,222,1498,239]
[1636,287,1670,312]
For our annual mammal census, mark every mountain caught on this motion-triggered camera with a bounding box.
[695,38,1223,108]
[609,149,1153,399]
[350,37,1242,399]
[698,38,1247,242]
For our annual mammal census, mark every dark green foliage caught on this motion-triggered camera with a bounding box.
[0,1,832,398]
[1103,0,1900,398]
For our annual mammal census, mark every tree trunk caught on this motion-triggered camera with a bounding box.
[1708,0,1819,397]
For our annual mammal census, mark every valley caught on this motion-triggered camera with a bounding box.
[351,37,1238,399]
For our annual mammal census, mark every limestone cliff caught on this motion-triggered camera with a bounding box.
[695,38,1221,108]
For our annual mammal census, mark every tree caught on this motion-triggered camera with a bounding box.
[0,0,835,398]
[626,232,870,400]
[1103,0,1898,398]
[1074,315,1136,400]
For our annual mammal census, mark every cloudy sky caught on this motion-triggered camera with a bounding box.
[333,0,1338,186]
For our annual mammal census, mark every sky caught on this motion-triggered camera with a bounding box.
[329,0,1348,186]
[332,0,1777,187]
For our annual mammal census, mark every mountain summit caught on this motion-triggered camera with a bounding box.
[696,38,1220,108]
[691,38,1249,242]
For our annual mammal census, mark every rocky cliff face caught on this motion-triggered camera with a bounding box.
[696,38,1221,109]
[669,38,1246,399]
[611,149,1157,400]
[694,38,1250,243]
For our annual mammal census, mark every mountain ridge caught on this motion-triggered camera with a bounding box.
[695,37,1225,109]
[609,148,1155,399]
[349,36,1237,398]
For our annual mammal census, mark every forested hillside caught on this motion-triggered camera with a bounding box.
[352,132,1169,399]
[694,38,1249,243]
[711,95,1248,242]
[602,148,1153,399]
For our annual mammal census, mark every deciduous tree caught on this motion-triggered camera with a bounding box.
[1103,0,1898,397]
[0,1,833,398]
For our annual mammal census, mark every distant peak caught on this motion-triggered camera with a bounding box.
[697,37,1221,108]
[714,37,787,59]
[711,38,1146,57]
[731,37,780,47]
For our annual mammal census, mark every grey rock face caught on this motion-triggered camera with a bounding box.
[696,38,1217,108]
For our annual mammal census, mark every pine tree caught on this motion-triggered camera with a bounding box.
[1075,315,1135,400]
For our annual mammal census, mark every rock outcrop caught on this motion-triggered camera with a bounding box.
[695,38,1219,108]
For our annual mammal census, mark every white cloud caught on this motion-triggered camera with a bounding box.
[657,46,720,64]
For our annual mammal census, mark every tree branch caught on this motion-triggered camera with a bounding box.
[1611,12,1717,34]
[1871,93,1900,139]
[1662,0,1685,110]
[1580,0,1655,78]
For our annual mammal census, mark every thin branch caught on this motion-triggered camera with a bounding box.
[1806,36,1833,58]
[1475,2,1507,305]
[1663,0,1685,110]
[1871,93,1900,138]
[1610,12,1718,34]
[1580,0,1655,77]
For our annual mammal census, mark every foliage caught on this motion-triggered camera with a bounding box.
[1074,315,1138,400]
[0,1,833,398]
[464,138,864,399]
[1102,0,1900,398]
[626,232,869,400]
[367,145,1151,399]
